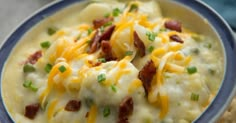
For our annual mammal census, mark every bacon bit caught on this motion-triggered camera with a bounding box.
[118,96,133,123]
[138,60,156,95]
[88,31,101,53]
[101,40,117,61]
[93,17,113,29]
[65,100,81,112]
[118,118,129,123]
[100,25,116,41]
[164,20,182,32]
[24,103,40,119]
[88,60,102,67]
[170,35,184,43]
[133,31,146,57]
[88,25,116,53]
[85,112,89,118]
[27,50,42,64]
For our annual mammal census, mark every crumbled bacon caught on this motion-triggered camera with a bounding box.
[65,100,81,112]
[24,103,40,119]
[89,31,101,53]
[88,25,116,53]
[118,96,133,123]
[138,60,156,95]
[88,60,102,67]
[170,35,184,43]
[101,40,117,61]
[93,17,113,29]
[133,31,146,57]
[100,25,116,41]
[164,20,182,32]
[27,50,42,64]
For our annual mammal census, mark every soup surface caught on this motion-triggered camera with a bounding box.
[2,0,224,123]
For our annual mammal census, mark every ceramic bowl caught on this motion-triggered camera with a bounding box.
[0,0,236,122]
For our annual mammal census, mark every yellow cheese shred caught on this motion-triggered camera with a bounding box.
[47,99,58,120]
[87,105,97,123]
[128,79,142,93]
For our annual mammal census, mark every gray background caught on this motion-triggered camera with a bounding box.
[0,0,235,122]
[0,0,52,42]
[0,0,235,42]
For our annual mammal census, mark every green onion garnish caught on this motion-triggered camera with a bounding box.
[23,80,38,92]
[148,46,154,53]
[44,63,52,73]
[47,27,57,36]
[187,66,197,74]
[58,65,66,73]
[87,28,93,35]
[87,40,92,44]
[204,43,212,49]
[103,21,113,27]
[40,41,51,49]
[111,85,117,92]
[103,107,111,117]
[159,28,167,32]
[23,64,36,73]
[100,26,105,33]
[146,31,157,42]
[104,13,110,18]
[125,51,133,56]
[112,8,122,17]
[85,98,94,108]
[98,58,106,63]
[97,74,106,83]
[23,80,32,88]
[190,93,199,101]
[129,4,138,12]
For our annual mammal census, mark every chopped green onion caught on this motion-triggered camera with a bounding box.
[30,85,38,92]
[111,85,117,92]
[23,80,38,92]
[103,21,113,27]
[190,93,199,101]
[125,51,133,56]
[204,43,212,49]
[23,80,32,88]
[85,98,94,107]
[187,66,197,74]
[44,63,52,73]
[208,68,216,75]
[47,27,57,35]
[87,40,92,44]
[23,64,36,73]
[192,34,204,41]
[104,13,110,18]
[40,41,51,49]
[159,28,167,32]
[129,4,138,12]
[148,46,154,53]
[192,48,199,55]
[98,58,106,63]
[87,28,93,35]
[58,65,66,73]
[100,26,105,33]
[146,31,157,42]
[97,74,106,83]
[112,8,122,17]
[103,107,110,117]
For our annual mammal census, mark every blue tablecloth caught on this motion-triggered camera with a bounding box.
[203,0,236,30]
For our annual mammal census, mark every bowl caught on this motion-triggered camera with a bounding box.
[0,0,236,123]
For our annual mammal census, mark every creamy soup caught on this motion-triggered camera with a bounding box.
[2,0,224,123]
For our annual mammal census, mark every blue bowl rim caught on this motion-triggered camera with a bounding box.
[0,0,236,123]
